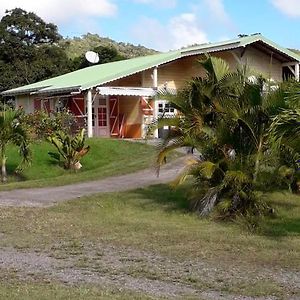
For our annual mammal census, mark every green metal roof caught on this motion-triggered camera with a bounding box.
[2,50,181,96]
[181,34,300,62]
[2,34,300,97]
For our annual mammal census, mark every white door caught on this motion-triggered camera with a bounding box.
[90,95,110,137]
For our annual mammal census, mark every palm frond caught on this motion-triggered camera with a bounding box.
[171,156,199,186]
[199,56,230,82]
[193,187,221,216]
[269,109,300,142]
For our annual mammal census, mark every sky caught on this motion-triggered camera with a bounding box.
[0,0,300,51]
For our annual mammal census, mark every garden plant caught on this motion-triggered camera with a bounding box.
[154,56,300,218]
[0,106,31,182]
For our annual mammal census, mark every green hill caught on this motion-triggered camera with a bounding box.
[289,48,300,55]
[60,33,158,60]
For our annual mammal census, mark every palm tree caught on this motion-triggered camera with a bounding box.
[155,56,243,166]
[154,56,287,217]
[269,108,300,191]
[0,106,31,182]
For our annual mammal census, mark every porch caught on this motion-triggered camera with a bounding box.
[31,87,157,139]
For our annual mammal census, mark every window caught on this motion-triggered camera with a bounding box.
[158,103,164,113]
[98,97,106,106]
[164,103,174,113]
[157,100,175,116]
[98,107,107,126]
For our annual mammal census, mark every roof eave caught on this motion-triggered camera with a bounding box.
[241,36,300,62]
[1,86,50,97]
[34,86,82,96]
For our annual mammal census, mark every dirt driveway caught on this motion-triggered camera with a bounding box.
[0,157,186,207]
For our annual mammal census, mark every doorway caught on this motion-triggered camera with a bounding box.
[92,95,110,137]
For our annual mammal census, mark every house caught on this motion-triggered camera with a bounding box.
[1,34,300,139]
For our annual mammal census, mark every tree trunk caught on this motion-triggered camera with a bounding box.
[253,136,263,183]
[1,145,7,183]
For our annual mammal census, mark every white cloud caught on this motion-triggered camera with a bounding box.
[131,14,208,51]
[271,0,300,17]
[169,14,208,49]
[0,0,117,25]
[133,0,177,8]
[203,0,231,24]
[131,17,169,50]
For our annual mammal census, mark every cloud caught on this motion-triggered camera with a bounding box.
[0,0,117,25]
[203,0,231,24]
[169,14,208,49]
[131,14,208,51]
[132,0,177,8]
[271,0,300,17]
[130,17,169,50]
[130,0,232,51]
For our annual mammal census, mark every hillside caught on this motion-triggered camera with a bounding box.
[60,33,158,60]
[289,48,300,55]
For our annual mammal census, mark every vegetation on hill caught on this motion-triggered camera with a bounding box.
[290,48,300,55]
[0,9,158,94]
[60,33,158,60]
[71,44,126,70]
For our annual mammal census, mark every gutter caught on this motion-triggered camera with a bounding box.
[31,86,82,96]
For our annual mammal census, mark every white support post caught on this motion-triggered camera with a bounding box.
[153,66,158,89]
[295,63,300,82]
[153,66,159,138]
[86,89,93,138]
[153,100,159,138]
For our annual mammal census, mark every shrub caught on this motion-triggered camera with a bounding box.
[22,109,79,140]
[48,128,90,170]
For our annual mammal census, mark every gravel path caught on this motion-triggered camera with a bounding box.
[0,245,298,299]
[0,157,186,207]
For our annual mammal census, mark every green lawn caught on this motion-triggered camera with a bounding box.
[0,284,152,300]
[1,138,156,190]
[0,186,299,299]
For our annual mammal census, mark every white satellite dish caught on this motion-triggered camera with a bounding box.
[85,51,99,64]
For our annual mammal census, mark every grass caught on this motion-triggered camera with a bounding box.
[0,185,299,299]
[0,283,154,300]
[1,138,157,190]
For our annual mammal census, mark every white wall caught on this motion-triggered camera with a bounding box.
[242,46,283,82]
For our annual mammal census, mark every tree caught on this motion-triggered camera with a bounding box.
[0,106,31,182]
[72,45,125,70]
[269,108,300,191]
[154,56,290,218]
[0,8,60,47]
[0,8,72,93]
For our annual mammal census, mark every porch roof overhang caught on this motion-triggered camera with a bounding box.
[96,86,157,97]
